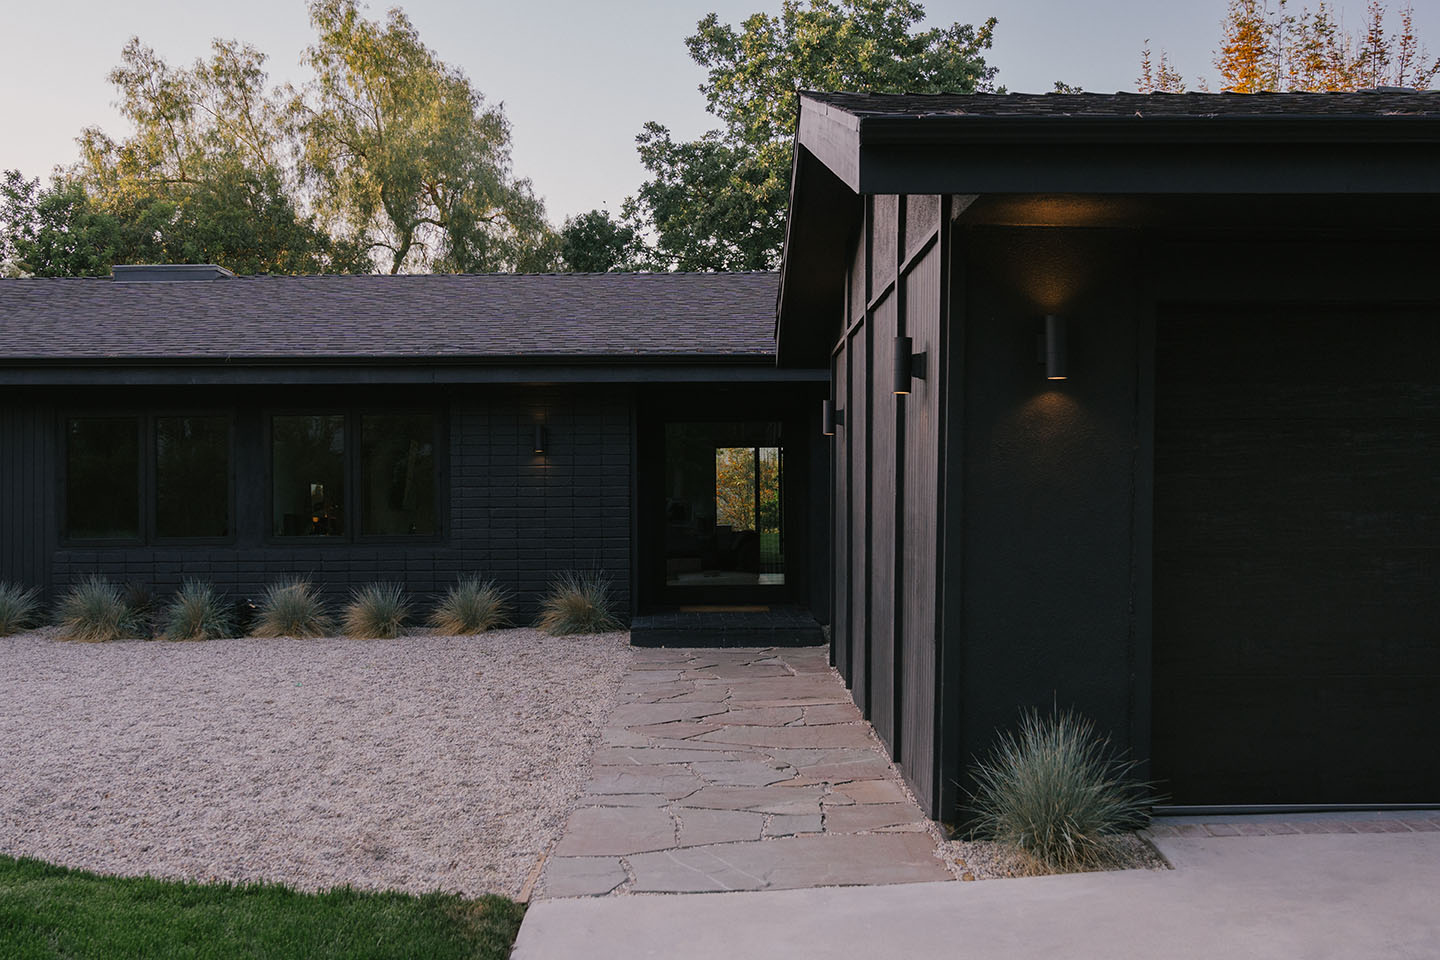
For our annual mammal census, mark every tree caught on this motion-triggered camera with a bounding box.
[559,209,641,272]
[290,0,555,274]
[1137,42,1187,93]
[1143,0,1439,93]
[67,38,365,275]
[627,0,998,272]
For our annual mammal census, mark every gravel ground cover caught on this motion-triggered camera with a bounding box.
[0,627,630,898]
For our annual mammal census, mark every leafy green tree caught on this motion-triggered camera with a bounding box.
[70,38,365,275]
[559,209,642,272]
[627,0,998,271]
[290,0,555,274]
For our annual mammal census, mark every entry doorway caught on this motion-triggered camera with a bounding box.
[663,421,785,589]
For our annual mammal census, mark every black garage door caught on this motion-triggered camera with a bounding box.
[1154,306,1440,804]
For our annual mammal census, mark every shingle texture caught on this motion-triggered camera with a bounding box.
[804,89,1440,119]
[0,272,779,362]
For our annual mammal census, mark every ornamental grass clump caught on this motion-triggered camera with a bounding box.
[342,582,411,639]
[55,576,143,643]
[161,580,235,641]
[967,707,1155,874]
[251,579,332,639]
[430,576,511,635]
[0,581,41,633]
[0,582,41,636]
[536,570,621,636]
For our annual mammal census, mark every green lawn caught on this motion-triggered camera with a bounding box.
[0,855,524,960]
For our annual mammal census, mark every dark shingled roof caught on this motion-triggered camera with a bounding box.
[803,89,1440,119]
[0,272,780,363]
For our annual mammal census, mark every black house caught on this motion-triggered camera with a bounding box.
[779,91,1440,816]
[3,90,1437,819]
[0,270,829,628]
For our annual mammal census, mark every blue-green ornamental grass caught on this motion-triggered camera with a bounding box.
[0,582,40,636]
[536,570,621,636]
[55,576,144,643]
[251,579,333,638]
[0,854,525,960]
[430,576,511,635]
[967,707,1155,873]
[161,580,235,641]
[342,582,412,639]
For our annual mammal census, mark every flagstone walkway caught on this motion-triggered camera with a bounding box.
[538,646,958,897]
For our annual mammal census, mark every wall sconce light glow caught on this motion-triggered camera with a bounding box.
[822,399,844,436]
[893,336,927,395]
[1044,314,1068,380]
[533,424,547,454]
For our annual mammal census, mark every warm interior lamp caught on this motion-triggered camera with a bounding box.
[1044,315,1067,380]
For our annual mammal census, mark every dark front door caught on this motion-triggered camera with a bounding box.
[658,420,788,603]
[635,386,818,613]
[1153,305,1440,804]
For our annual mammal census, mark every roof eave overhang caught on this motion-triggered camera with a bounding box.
[0,355,830,386]
[778,98,1440,366]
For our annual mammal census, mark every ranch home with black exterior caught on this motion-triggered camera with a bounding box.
[779,90,1439,817]
[0,271,830,641]
[2,90,1437,820]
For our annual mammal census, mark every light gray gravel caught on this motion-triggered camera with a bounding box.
[0,627,630,898]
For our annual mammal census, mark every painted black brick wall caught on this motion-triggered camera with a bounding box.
[2,384,634,623]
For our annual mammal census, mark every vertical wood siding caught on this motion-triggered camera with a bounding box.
[869,292,899,755]
[899,239,942,806]
[828,194,949,814]
[833,350,850,678]
[848,320,870,713]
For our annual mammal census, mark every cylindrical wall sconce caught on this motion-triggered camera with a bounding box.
[894,336,913,395]
[822,399,844,436]
[1044,314,1067,380]
[893,336,926,395]
[533,424,547,454]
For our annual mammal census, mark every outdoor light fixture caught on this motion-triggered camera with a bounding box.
[533,424,547,454]
[1042,314,1068,380]
[822,399,844,436]
[893,336,927,395]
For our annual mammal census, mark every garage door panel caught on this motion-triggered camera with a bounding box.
[1153,675,1440,803]
[1154,306,1440,804]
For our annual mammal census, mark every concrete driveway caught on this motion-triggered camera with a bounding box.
[514,830,1440,959]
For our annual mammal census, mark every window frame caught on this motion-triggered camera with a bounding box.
[58,407,237,547]
[264,406,446,545]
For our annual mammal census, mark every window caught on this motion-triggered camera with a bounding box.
[155,416,231,538]
[270,411,440,539]
[66,417,140,540]
[361,413,437,536]
[272,414,346,537]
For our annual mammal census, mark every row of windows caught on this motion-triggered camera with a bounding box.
[65,412,439,543]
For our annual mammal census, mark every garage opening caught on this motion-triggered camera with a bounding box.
[1153,306,1440,804]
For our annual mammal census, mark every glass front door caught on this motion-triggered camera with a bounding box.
[663,421,784,590]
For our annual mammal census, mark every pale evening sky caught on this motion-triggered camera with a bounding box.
[2,0,1436,222]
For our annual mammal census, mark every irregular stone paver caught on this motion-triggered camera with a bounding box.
[539,646,959,898]
[676,808,765,847]
[542,856,628,897]
[823,802,927,833]
[627,833,951,893]
[552,807,675,857]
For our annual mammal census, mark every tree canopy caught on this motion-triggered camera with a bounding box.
[290,0,555,274]
[3,2,557,277]
[1139,0,1438,93]
[618,0,997,272]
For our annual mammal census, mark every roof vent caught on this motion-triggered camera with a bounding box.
[112,264,236,282]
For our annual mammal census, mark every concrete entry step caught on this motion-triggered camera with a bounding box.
[630,606,825,648]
